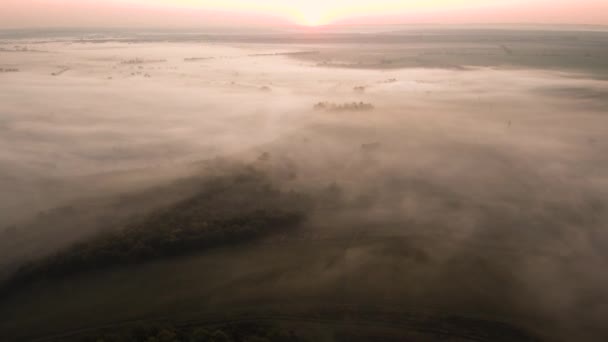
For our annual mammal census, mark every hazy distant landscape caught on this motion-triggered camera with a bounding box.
[1,26,608,341]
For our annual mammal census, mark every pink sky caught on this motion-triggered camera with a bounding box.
[2,0,607,28]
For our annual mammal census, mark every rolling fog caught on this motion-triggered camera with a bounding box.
[1,31,608,340]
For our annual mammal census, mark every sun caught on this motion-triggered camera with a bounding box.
[302,14,322,26]
[297,6,327,26]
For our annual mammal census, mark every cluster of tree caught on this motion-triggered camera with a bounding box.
[315,61,352,68]
[313,102,375,112]
[12,46,31,52]
[379,78,397,84]
[51,67,70,76]
[184,57,215,62]
[61,315,539,342]
[0,68,19,73]
[4,171,310,290]
[121,58,167,65]
[128,71,152,77]
[360,142,382,152]
[80,321,306,342]
[248,51,319,57]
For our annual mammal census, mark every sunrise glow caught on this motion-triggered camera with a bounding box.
[2,0,608,28]
[140,0,510,26]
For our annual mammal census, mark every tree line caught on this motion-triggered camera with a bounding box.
[2,170,311,293]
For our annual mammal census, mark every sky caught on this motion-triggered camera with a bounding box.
[2,0,608,28]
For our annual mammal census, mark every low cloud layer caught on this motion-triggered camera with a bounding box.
[1,30,608,340]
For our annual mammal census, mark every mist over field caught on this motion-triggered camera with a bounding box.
[1,27,608,341]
